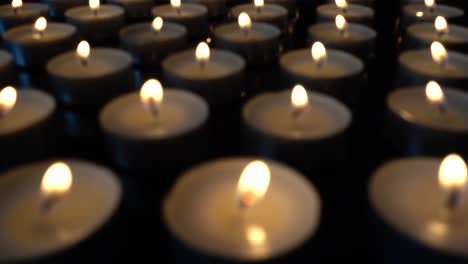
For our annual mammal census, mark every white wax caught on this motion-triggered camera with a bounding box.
[403,4,463,22]
[151,3,207,19]
[0,89,55,136]
[399,50,468,79]
[243,90,351,140]
[65,5,124,20]
[407,23,468,46]
[388,87,468,131]
[370,157,468,258]
[317,3,374,22]
[0,159,121,262]
[164,158,321,261]
[99,89,208,139]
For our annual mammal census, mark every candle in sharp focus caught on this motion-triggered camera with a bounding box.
[163,157,321,262]
[152,0,209,40]
[99,78,209,171]
[47,41,134,108]
[316,0,375,26]
[280,41,364,106]
[369,155,468,262]
[405,16,468,52]
[385,81,468,155]
[65,0,125,44]
[398,41,468,87]
[3,17,77,68]
[162,42,246,107]
[308,14,376,59]
[230,0,288,33]
[242,84,352,169]
[0,160,121,263]
[213,12,281,65]
[0,0,49,34]
[119,17,187,66]
[402,0,464,27]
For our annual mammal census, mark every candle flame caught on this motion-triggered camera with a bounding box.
[171,0,181,8]
[335,15,348,32]
[435,16,448,34]
[291,84,309,110]
[238,12,252,30]
[195,42,210,63]
[237,160,270,208]
[77,41,90,60]
[246,225,266,245]
[425,0,435,9]
[425,81,444,104]
[431,41,447,65]
[439,154,467,191]
[41,162,73,197]
[152,17,163,32]
[335,0,348,10]
[89,0,99,10]
[416,11,424,17]
[140,79,164,115]
[34,17,47,32]
[0,86,17,116]
[11,0,22,9]
[311,42,327,66]
[254,0,264,8]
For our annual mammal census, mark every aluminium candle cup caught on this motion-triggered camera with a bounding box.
[231,4,288,33]
[0,159,123,264]
[404,23,468,53]
[369,157,468,264]
[316,3,375,26]
[107,0,154,20]
[3,23,77,69]
[384,86,468,156]
[279,48,364,108]
[0,50,16,87]
[163,157,322,264]
[185,0,226,18]
[46,48,134,109]
[162,48,245,107]
[308,22,376,60]
[41,0,88,18]
[0,89,56,170]
[213,22,281,66]
[401,4,464,27]
[151,3,209,40]
[242,90,352,173]
[0,3,49,34]
[99,89,209,173]
[119,22,187,67]
[65,5,125,45]
[398,49,468,88]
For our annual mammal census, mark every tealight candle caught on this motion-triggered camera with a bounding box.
[41,0,87,18]
[402,0,464,27]
[316,0,375,26]
[3,17,77,68]
[0,160,122,263]
[65,1,125,44]
[0,86,56,168]
[0,1,49,34]
[243,85,352,170]
[280,42,364,106]
[265,0,296,16]
[308,15,376,59]
[107,0,154,20]
[326,0,374,7]
[119,17,187,66]
[213,13,281,65]
[185,0,226,17]
[151,1,209,40]
[230,1,288,33]
[162,42,245,106]
[163,158,321,262]
[405,16,468,52]
[0,50,15,87]
[99,79,209,172]
[47,41,134,108]
[398,42,468,87]
[369,155,468,263]
[385,81,468,156]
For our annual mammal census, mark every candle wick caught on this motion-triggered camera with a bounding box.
[438,101,448,115]
[93,9,98,16]
[39,195,62,215]
[256,6,262,14]
[13,7,18,15]
[243,28,250,37]
[175,7,181,15]
[80,58,88,67]
[149,101,160,119]
[446,189,461,212]
[199,60,206,69]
